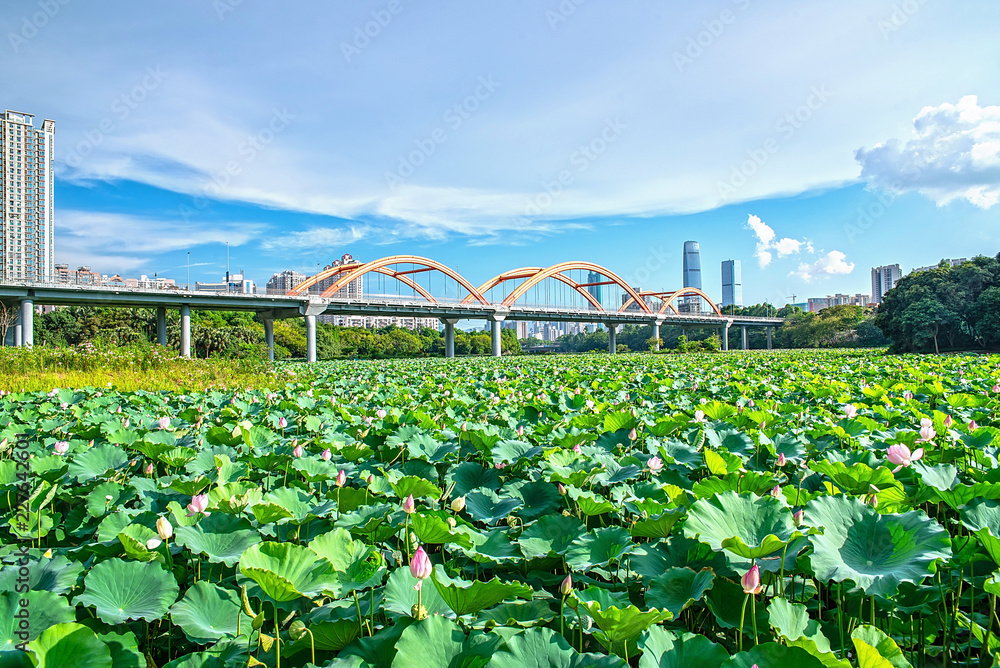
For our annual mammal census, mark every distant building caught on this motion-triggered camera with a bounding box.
[315,253,363,299]
[682,241,703,313]
[125,275,176,290]
[870,264,902,303]
[808,293,870,312]
[54,264,102,286]
[196,273,255,294]
[1,110,55,282]
[621,290,657,312]
[266,269,307,293]
[910,258,970,274]
[586,270,603,310]
[721,260,743,308]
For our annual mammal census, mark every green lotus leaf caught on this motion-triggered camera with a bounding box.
[808,461,898,496]
[566,527,634,571]
[117,524,161,563]
[568,489,615,517]
[850,625,910,668]
[638,626,729,668]
[96,629,144,668]
[960,499,1000,565]
[805,495,951,597]
[67,446,128,482]
[505,480,561,521]
[239,542,340,602]
[168,581,241,644]
[174,513,261,566]
[445,462,501,497]
[487,627,625,668]
[645,568,715,617]
[383,566,452,619]
[492,440,545,465]
[631,509,686,540]
[389,475,441,501]
[465,490,523,525]
[309,528,386,594]
[431,566,533,616]
[766,595,845,667]
[577,599,672,658]
[260,486,314,523]
[75,559,178,625]
[392,616,502,668]
[293,457,335,482]
[0,556,83,595]
[684,492,798,559]
[25,623,112,668]
[406,433,458,462]
[519,515,586,560]
[0,590,74,646]
[410,512,475,548]
[475,600,556,628]
[721,643,827,668]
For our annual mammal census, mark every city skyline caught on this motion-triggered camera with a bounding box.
[2,2,998,305]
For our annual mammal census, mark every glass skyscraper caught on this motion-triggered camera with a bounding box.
[682,241,702,313]
[722,259,743,308]
[1,110,55,282]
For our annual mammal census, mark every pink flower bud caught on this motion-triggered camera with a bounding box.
[321,449,332,461]
[451,496,466,512]
[628,428,637,441]
[376,409,387,419]
[278,417,288,429]
[742,564,762,594]
[144,463,154,475]
[793,510,804,526]
[53,441,69,455]
[293,445,304,457]
[647,456,663,473]
[336,469,346,487]
[402,494,416,514]
[944,414,953,428]
[559,574,573,596]
[970,420,979,431]
[558,483,567,496]
[410,545,432,580]
[777,453,786,467]
[158,417,170,430]
[186,494,211,517]
[516,425,524,437]
[573,444,582,454]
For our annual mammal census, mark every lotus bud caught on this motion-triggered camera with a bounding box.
[410,545,432,583]
[920,417,933,428]
[146,538,162,550]
[105,494,113,503]
[402,494,416,514]
[994,384,1000,393]
[321,449,332,461]
[517,425,524,437]
[241,585,257,617]
[186,494,211,517]
[145,462,154,475]
[447,517,457,528]
[367,474,374,484]
[867,493,878,508]
[573,444,582,454]
[793,509,804,526]
[741,564,763,594]
[970,420,979,431]
[628,428,637,441]
[777,453,786,467]
[559,574,573,596]
[278,416,287,429]
[944,414,953,428]
[336,469,346,488]
[903,391,914,400]
[158,416,170,429]
[156,517,173,540]
[558,483,567,496]
[293,445,304,457]
[124,418,130,428]
[771,485,781,497]
[917,425,936,443]
[53,441,69,455]
[450,496,466,512]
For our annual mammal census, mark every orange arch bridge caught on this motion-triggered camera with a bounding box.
[620,288,723,316]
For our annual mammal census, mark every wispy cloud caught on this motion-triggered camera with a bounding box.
[789,250,855,283]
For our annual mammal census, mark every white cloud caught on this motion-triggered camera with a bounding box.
[855,95,1000,209]
[789,250,855,283]
[744,215,812,267]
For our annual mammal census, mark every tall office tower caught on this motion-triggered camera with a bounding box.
[721,259,743,308]
[586,270,603,309]
[1,110,55,281]
[682,240,703,313]
[870,264,902,303]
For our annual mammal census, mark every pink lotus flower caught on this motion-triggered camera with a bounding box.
[777,453,786,467]
[409,546,432,589]
[336,469,346,488]
[970,420,979,431]
[402,494,416,514]
[917,425,936,443]
[771,485,781,497]
[517,425,524,437]
[903,391,914,400]
[53,441,69,455]
[920,417,933,428]
[293,445,304,457]
[793,509,803,526]
[741,564,763,594]
[558,483,567,496]
[144,462,154,475]
[748,399,755,408]
[573,444,582,454]
[321,449,332,461]
[278,417,288,429]
[158,417,170,430]
[186,494,211,517]
[628,428,637,441]
[887,444,924,473]
[376,409,387,419]
[844,405,857,419]
[943,415,953,428]
[994,384,1000,393]
[559,574,573,596]
[694,410,706,423]
[647,456,663,473]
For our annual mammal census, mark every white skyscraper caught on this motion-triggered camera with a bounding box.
[2,110,55,282]
[871,264,902,303]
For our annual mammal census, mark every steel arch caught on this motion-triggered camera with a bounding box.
[287,255,490,305]
[463,267,604,311]
[471,262,651,313]
[620,287,723,316]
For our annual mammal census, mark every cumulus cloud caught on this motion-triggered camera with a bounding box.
[855,95,1000,209]
[744,215,812,267]
[789,250,855,283]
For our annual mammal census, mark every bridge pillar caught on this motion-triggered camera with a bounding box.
[180,305,191,357]
[264,319,274,361]
[14,316,22,347]
[723,320,731,351]
[305,314,317,363]
[20,299,33,348]
[767,326,773,350]
[441,319,458,358]
[490,315,506,357]
[741,326,748,351]
[156,307,167,346]
[607,323,617,353]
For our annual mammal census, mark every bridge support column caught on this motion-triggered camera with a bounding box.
[180,305,191,357]
[490,315,506,357]
[723,320,731,351]
[766,326,772,350]
[607,323,617,353]
[305,314,317,363]
[14,316,22,347]
[741,326,748,351]
[264,319,274,361]
[654,317,665,351]
[156,307,167,346]
[20,299,33,348]
[441,319,458,358]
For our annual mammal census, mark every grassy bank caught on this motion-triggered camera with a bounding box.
[0,343,280,392]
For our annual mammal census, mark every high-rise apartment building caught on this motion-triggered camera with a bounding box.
[681,241,703,313]
[316,253,363,299]
[586,270,603,310]
[721,259,742,308]
[2,110,55,281]
[870,264,902,303]
[266,269,307,294]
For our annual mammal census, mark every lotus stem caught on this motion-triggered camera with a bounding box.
[354,590,364,636]
[274,600,281,668]
[751,594,758,646]
[739,594,748,651]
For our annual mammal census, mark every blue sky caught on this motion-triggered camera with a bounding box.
[3,0,999,304]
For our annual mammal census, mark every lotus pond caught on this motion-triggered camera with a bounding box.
[3,350,1000,668]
